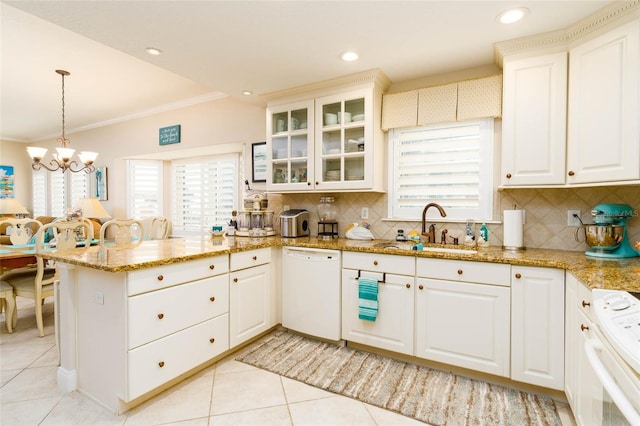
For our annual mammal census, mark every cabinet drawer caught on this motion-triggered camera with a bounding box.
[230,248,271,271]
[127,314,228,401]
[416,258,510,286]
[128,274,228,349]
[127,255,228,296]
[343,251,415,276]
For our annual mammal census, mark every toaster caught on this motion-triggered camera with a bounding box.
[280,209,310,237]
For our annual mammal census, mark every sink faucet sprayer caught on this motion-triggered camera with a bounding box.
[421,202,447,243]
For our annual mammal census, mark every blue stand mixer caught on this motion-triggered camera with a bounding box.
[585,203,639,258]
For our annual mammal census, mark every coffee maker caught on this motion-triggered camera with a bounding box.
[235,193,275,237]
[585,203,638,258]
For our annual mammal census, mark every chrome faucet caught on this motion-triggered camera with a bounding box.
[421,202,447,243]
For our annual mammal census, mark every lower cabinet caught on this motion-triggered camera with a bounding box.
[229,248,274,347]
[511,266,565,390]
[415,258,511,377]
[341,252,415,355]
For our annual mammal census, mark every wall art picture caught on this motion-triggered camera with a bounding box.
[95,166,108,200]
[0,165,15,198]
[252,142,267,182]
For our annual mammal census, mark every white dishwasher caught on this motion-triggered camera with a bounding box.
[282,247,341,340]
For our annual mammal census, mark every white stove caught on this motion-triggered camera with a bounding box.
[593,289,640,374]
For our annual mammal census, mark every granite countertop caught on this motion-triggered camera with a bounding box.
[38,235,640,292]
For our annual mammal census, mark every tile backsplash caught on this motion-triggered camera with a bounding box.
[269,185,640,253]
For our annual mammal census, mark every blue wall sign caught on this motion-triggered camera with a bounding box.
[159,125,181,145]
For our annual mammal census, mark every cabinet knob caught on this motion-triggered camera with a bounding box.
[568,170,575,176]
[307,182,311,186]
[233,277,238,283]
[406,283,411,289]
[209,264,215,270]
[157,313,164,319]
[209,296,215,302]
[580,324,589,331]
[457,269,463,275]
[209,338,215,344]
[158,361,165,368]
[252,256,257,261]
[157,275,164,281]
[373,260,378,266]
[582,300,591,307]
[315,181,319,185]
[515,273,522,279]
[506,173,512,179]
[418,284,424,290]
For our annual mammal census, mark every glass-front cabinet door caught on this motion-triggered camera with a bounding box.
[315,89,373,191]
[266,100,314,191]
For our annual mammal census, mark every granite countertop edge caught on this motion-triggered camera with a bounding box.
[38,236,639,292]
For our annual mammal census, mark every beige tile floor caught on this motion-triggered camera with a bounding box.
[1,298,577,426]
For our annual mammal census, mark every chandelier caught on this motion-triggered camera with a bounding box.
[27,70,98,174]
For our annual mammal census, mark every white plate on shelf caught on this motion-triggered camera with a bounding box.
[352,114,365,121]
[327,148,340,155]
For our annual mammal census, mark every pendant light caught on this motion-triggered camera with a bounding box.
[27,70,98,174]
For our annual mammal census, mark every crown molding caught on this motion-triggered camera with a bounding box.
[494,0,639,67]
[262,69,391,104]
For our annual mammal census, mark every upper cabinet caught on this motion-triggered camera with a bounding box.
[499,4,640,188]
[501,52,568,186]
[266,70,388,193]
[567,19,640,184]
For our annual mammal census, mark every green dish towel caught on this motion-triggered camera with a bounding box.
[358,276,379,322]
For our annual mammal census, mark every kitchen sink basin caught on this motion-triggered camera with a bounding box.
[422,247,477,255]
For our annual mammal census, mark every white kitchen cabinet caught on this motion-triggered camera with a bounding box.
[70,256,229,412]
[229,248,275,347]
[567,19,640,184]
[501,52,567,186]
[565,272,603,426]
[415,258,511,377]
[511,266,565,390]
[265,70,388,192]
[341,251,415,355]
[266,100,315,191]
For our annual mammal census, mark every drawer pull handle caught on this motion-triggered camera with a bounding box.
[209,338,215,343]
[581,324,589,331]
[158,361,165,368]
[252,256,257,261]
[209,264,215,270]
[406,283,411,289]
[233,277,238,283]
[373,261,378,266]
[157,313,164,319]
[582,300,591,307]
[157,275,164,281]
[209,296,215,302]
[515,273,522,279]
[419,284,424,290]
[457,269,463,275]
[568,170,575,177]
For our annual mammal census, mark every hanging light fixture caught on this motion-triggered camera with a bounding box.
[27,70,98,174]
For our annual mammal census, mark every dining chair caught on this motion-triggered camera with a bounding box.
[99,218,144,247]
[149,216,170,239]
[0,217,43,245]
[1,219,92,337]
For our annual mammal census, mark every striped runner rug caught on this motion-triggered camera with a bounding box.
[236,330,561,426]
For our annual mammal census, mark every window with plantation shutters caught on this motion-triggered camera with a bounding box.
[172,154,239,235]
[388,119,494,221]
[126,160,163,219]
[31,170,89,218]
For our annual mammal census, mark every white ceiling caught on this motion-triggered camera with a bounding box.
[1,0,613,143]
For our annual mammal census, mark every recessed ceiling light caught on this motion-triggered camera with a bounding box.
[145,47,162,56]
[341,51,359,62]
[497,7,529,24]
[242,90,253,96]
